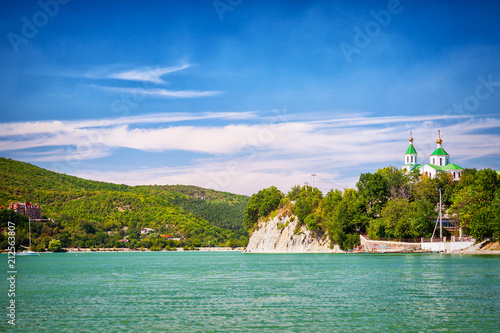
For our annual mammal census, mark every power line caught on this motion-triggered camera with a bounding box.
[314,174,347,191]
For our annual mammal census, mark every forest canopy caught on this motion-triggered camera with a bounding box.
[244,167,500,250]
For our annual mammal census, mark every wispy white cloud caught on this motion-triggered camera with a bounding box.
[106,64,189,84]
[95,86,222,98]
[81,64,190,84]
[2,113,499,160]
[2,113,499,195]
[0,111,257,136]
[14,146,112,162]
[75,63,223,99]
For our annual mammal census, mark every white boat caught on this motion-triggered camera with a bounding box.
[17,218,39,256]
[17,250,39,256]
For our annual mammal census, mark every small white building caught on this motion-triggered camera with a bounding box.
[141,228,154,235]
[402,131,463,181]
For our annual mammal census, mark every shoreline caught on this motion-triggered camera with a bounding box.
[61,246,500,255]
[4,242,499,255]
[3,249,499,255]
[60,247,246,253]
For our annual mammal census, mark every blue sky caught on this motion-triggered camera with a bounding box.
[1,0,500,195]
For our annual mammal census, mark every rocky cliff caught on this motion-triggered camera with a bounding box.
[246,210,342,253]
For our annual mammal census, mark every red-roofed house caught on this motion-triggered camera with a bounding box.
[8,202,42,219]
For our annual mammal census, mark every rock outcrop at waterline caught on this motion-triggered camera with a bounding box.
[246,211,342,253]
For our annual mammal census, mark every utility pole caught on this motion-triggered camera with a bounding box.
[311,173,316,188]
[439,188,442,239]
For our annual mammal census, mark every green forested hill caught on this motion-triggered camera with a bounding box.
[0,157,249,250]
[135,185,249,230]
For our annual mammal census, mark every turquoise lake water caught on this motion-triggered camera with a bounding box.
[1,252,499,332]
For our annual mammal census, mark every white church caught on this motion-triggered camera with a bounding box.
[402,131,464,181]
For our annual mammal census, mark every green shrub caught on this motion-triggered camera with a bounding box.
[48,239,62,252]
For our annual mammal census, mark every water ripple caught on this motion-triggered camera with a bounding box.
[1,252,499,332]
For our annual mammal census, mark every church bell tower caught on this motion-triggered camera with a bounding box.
[403,131,418,171]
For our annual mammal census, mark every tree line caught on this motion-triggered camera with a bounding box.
[244,167,500,251]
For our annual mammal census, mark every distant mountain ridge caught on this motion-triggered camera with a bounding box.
[0,157,249,249]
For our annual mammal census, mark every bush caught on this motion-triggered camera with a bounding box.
[293,185,323,225]
[470,206,500,241]
[48,239,62,252]
[243,186,284,230]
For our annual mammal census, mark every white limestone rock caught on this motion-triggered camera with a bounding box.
[246,211,342,253]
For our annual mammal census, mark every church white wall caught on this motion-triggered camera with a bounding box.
[405,154,417,165]
[420,165,437,178]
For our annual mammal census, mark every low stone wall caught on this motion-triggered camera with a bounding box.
[197,247,244,251]
[361,235,478,253]
[359,234,420,252]
[421,241,474,253]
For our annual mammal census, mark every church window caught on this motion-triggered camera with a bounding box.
[407,156,409,163]
[440,158,443,166]
[432,158,435,164]
[411,156,413,163]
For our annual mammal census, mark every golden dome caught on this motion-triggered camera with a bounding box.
[436,130,442,144]
[409,131,413,143]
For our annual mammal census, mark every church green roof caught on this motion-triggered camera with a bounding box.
[441,163,464,170]
[405,144,417,155]
[425,164,442,170]
[402,164,422,171]
[430,148,449,156]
